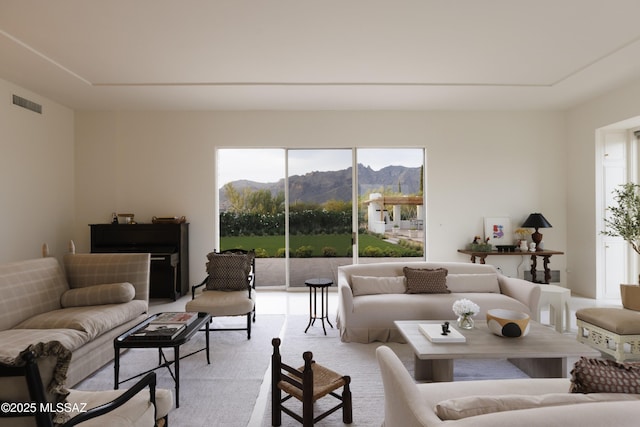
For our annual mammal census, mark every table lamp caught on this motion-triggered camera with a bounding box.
[522,213,552,251]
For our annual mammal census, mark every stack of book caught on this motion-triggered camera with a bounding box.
[131,312,199,340]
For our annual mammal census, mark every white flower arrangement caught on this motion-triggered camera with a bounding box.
[452,298,480,317]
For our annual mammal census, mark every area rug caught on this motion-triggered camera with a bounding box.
[74,315,286,427]
[257,315,529,427]
[74,315,528,427]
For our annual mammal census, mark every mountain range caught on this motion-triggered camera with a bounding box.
[219,164,422,210]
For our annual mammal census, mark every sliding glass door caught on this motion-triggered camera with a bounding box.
[218,149,286,287]
[356,148,425,263]
[217,147,425,288]
[287,149,354,287]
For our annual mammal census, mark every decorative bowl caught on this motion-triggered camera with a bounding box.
[486,309,530,338]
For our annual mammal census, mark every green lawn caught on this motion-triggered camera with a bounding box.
[221,233,422,257]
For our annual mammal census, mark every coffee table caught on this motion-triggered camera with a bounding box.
[394,320,600,381]
[114,312,211,407]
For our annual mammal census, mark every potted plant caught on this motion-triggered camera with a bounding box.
[602,182,640,308]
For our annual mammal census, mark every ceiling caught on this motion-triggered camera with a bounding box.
[2,0,640,111]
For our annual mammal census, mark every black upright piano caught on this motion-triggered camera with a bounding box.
[90,223,189,300]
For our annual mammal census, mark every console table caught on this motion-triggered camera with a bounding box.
[457,249,564,284]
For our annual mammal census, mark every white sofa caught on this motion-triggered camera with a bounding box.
[337,261,540,343]
[376,346,640,426]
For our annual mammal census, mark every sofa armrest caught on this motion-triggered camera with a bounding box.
[63,253,151,303]
[498,275,540,316]
[337,270,355,323]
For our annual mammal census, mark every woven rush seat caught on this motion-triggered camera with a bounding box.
[279,362,346,402]
[576,307,640,362]
[271,338,352,426]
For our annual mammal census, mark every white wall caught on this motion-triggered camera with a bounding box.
[0,78,74,262]
[74,110,567,285]
[566,78,640,298]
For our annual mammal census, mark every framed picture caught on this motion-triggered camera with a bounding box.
[484,217,512,246]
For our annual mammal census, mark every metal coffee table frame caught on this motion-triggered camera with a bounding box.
[114,312,211,407]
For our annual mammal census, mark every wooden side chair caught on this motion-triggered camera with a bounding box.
[271,338,352,426]
[186,249,256,339]
[0,350,171,427]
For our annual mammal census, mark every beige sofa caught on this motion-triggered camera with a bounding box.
[376,346,640,426]
[337,261,540,343]
[0,250,151,387]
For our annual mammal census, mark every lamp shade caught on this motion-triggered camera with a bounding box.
[522,213,552,229]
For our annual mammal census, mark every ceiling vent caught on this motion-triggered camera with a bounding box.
[12,94,42,114]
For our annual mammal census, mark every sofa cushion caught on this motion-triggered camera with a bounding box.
[446,273,500,293]
[14,300,148,340]
[570,357,640,394]
[403,267,450,294]
[351,276,406,296]
[0,329,90,360]
[435,392,640,420]
[61,282,136,308]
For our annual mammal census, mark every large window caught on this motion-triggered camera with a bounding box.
[217,148,425,288]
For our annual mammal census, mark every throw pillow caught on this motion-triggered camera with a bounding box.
[570,357,640,394]
[435,392,640,421]
[350,276,406,296]
[60,282,135,307]
[403,267,449,294]
[205,251,255,291]
[446,273,500,293]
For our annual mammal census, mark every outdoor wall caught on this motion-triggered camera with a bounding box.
[74,110,567,285]
[566,77,640,298]
[0,78,74,262]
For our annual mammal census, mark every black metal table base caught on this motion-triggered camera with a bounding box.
[304,278,334,335]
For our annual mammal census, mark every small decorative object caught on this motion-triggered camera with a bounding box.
[117,213,135,224]
[529,242,537,252]
[152,216,186,224]
[468,236,492,252]
[514,228,531,251]
[441,321,450,336]
[519,240,528,252]
[111,212,118,225]
[486,309,530,337]
[452,298,480,330]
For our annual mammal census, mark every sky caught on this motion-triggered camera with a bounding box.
[217,148,423,187]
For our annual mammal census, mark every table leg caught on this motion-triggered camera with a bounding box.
[509,357,566,378]
[324,286,334,329]
[114,346,120,389]
[414,356,453,382]
[304,286,314,333]
[206,320,211,364]
[320,287,327,335]
[530,255,538,282]
[174,346,180,408]
[543,255,551,284]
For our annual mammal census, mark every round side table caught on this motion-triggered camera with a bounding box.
[304,278,334,335]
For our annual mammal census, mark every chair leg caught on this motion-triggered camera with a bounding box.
[247,313,252,339]
[271,338,282,426]
[342,376,353,424]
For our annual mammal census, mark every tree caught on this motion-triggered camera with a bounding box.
[602,182,640,256]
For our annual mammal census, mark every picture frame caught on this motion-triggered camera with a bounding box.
[484,217,512,246]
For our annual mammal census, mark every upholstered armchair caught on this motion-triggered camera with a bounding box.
[185,249,256,339]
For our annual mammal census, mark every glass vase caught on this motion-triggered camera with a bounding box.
[457,314,474,330]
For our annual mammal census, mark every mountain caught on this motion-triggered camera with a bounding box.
[219,164,421,210]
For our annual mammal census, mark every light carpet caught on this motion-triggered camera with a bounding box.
[75,315,286,427]
[257,316,529,427]
[74,315,528,427]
